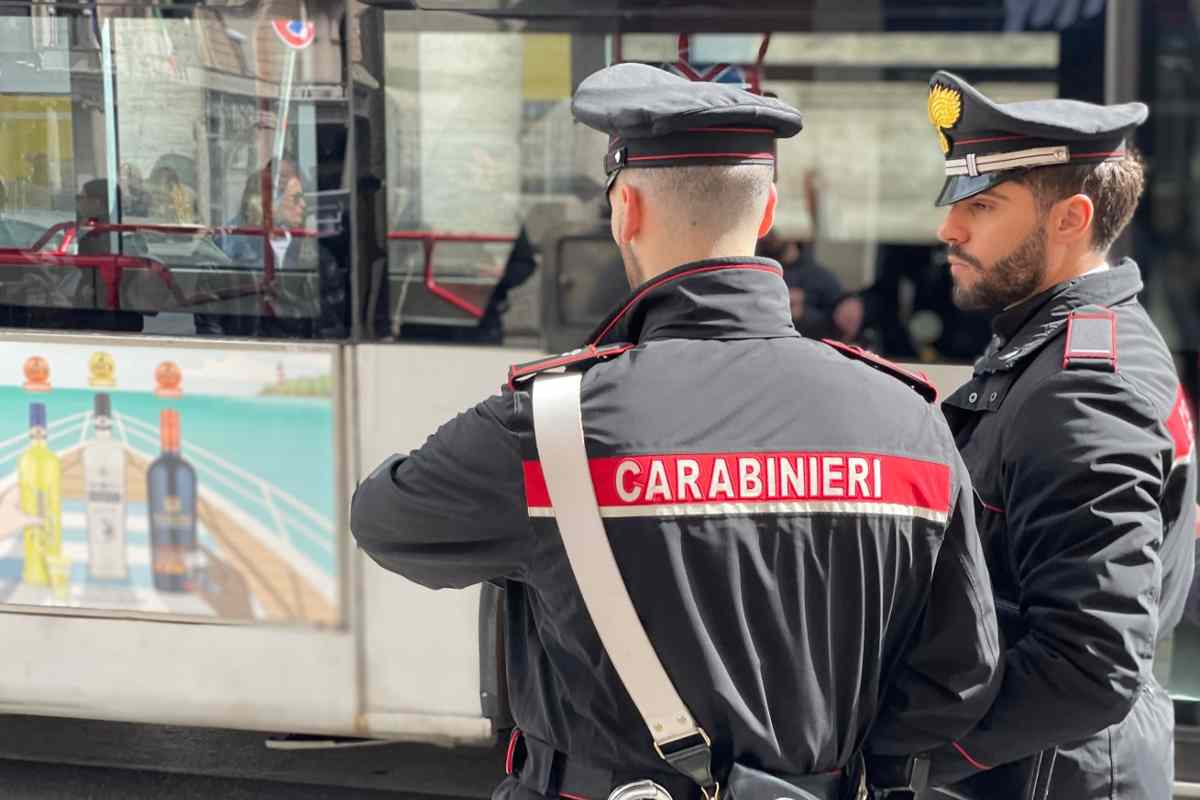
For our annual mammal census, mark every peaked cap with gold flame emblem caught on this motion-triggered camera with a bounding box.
[927,70,1148,206]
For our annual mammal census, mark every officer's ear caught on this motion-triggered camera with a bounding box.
[614,183,642,245]
[1051,192,1095,249]
[757,183,779,240]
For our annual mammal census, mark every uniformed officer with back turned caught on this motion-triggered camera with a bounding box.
[350,63,1002,800]
[913,72,1198,800]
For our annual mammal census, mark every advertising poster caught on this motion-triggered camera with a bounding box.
[0,341,338,626]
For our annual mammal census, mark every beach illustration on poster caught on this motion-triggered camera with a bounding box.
[0,342,338,626]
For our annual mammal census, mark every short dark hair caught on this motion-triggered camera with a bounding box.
[1013,150,1145,253]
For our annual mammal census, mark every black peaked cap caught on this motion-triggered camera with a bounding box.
[928,70,1147,206]
[572,63,803,188]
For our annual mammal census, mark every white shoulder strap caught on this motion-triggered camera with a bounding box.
[532,372,715,792]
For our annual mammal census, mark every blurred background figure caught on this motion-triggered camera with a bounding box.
[197,159,321,338]
[756,170,864,343]
[148,164,199,224]
[119,162,151,217]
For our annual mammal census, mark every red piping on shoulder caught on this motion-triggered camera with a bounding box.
[506,343,636,390]
[821,339,939,403]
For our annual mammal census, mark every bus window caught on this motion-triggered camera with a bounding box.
[0,9,352,339]
[376,12,613,346]
[375,7,1094,359]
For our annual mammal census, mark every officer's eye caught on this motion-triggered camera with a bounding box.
[971,201,991,213]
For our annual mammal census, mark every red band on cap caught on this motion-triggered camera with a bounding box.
[954,134,1030,146]
[1070,150,1127,159]
[626,151,775,163]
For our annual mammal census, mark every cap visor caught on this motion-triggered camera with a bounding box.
[935,172,1013,207]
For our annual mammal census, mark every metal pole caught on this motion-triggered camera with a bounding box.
[272,48,299,190]
[1104,0,1140,105]
[100,18,122,255]
[1104,0,1141,263]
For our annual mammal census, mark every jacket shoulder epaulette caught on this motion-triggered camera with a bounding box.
[1062,306,1117,371]
[822,339,939,403]
[508,342,635,390]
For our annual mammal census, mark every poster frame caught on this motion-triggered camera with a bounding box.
[0,329,349,630]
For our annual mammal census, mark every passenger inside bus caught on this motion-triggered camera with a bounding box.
[195,159,331,339]
[0,179,148,333]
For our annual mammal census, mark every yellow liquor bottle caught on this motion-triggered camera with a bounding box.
[19,403,62,586]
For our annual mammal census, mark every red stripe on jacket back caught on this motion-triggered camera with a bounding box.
[524,452,951,517]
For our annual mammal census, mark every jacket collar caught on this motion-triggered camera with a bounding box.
[588,257,801,346]
[974,257,1143,375]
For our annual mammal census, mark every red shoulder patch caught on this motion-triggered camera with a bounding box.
[822,339,939,403]
[507,342,635,390]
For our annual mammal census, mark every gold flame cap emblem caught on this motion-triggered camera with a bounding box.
[928,83,963,155]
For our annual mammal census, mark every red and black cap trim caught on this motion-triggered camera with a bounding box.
[605,129,777,186]
[572,63,802,190]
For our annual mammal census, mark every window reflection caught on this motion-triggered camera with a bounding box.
[0,9,351,338]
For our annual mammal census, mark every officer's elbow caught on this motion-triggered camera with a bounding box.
[349,478,395,556]
[349,455,408,551]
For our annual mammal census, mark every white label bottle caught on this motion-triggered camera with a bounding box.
[83,393,128,580]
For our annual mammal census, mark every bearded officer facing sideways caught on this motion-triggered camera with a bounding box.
[912,72,1198,800]
[351,63,1002,800]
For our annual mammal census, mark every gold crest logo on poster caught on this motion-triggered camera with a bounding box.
[928,83,963,155]
[89,351,116,387]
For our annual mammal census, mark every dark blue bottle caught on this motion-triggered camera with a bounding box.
[146,409,197,592]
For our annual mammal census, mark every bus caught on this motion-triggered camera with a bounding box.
[0,0,1197,795]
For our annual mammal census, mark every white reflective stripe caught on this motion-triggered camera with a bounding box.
[945,145,1069,176]
[532,372,700,746]
[529,500,948,523]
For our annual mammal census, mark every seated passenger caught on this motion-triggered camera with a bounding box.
[196,162,317,338]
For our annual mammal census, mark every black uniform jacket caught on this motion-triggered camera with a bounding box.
[352,258,1002,785]
[932,259,1197,798]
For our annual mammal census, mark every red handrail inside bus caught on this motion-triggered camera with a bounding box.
[6,221,516,321]
[387,230,517,320]
[0,247,186,310]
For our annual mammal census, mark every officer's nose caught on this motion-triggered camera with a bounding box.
[937,205,966,246]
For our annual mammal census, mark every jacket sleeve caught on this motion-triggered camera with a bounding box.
[866,451,1002,759]
[349,388,536,590]
[928,371,1167,784]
